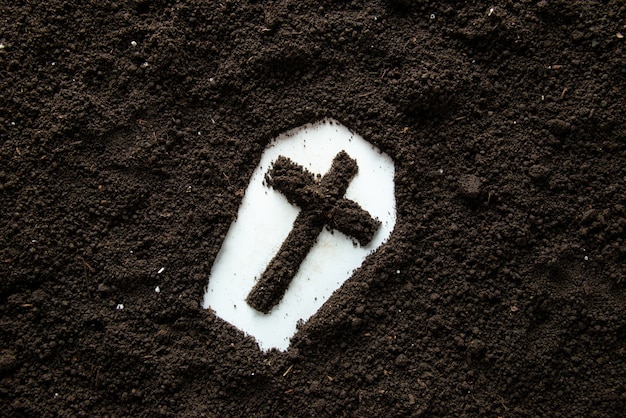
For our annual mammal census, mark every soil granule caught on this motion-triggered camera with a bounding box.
[1,1,625,416]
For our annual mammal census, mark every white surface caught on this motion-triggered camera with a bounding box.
[202,118,396,351]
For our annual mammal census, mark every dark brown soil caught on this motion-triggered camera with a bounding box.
[248,151,379,314]
[1,0,625,416]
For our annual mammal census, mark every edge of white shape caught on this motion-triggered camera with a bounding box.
[202,118,396,351]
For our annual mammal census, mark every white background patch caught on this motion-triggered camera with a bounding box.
[202,118,396,351]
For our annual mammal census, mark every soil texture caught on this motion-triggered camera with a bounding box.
[1,0,625,416]
[248,151,379,314]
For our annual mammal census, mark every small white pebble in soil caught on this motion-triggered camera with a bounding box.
[116,304,124,310]
[131,40,137,46]
[396,270,401,274]
[584,256,589,261]
[141,62,149,68]
[0,42,5,49]
[430,13,436,19]
[157,267,165,274]
[155,286,161,293]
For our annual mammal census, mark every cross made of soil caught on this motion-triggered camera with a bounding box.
[246,150,381,314]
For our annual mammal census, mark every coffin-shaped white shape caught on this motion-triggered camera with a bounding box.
[202,118,396,351]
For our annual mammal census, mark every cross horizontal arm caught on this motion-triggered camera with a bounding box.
[330,199,381,246]
[265,156,315,207]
